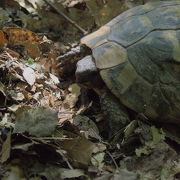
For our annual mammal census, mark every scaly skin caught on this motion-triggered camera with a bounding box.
[100,89,130,136]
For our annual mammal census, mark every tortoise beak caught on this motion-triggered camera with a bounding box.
[76,55,98,83]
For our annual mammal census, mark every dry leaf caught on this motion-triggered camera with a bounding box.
[0,30,7,48]
[2,27,41,45]
[14,106,58,137]
[64,83,81,108]
[73,115,100,140]
[49,73,60,84]
[23,67,36,86]
[60,136,96,165]
[0,129,11,163]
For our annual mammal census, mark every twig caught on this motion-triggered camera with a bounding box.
[42,0,88,35]
[29,137,74,140]
[106,150,119,169]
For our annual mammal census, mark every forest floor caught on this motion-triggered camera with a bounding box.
[0,0,179,180]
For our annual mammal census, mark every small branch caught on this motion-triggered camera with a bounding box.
[106,150,119,169]
[29,137,74,140]
[42,0,88,35]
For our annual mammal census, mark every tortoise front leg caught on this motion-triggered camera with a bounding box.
[100,88,131,137]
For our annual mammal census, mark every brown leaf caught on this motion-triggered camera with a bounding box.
[2,28,42,58]
[60,136,96,165]
[2,27,41,45]
[64,83,81,108]
[23,41,41,58]
[73,115,100,140]
[0,130,11,163]
[0,30,7,48]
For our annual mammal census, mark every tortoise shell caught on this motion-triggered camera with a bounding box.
[81,1,180,124]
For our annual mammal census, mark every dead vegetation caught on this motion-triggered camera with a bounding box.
[0,0,179,180]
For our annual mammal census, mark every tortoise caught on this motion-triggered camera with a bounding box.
[75,0,180,132]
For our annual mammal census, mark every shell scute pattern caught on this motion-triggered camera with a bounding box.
[108,5,180,47]
[81,1,180,124]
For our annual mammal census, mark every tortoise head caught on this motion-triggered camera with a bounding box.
[75,55,104,88]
